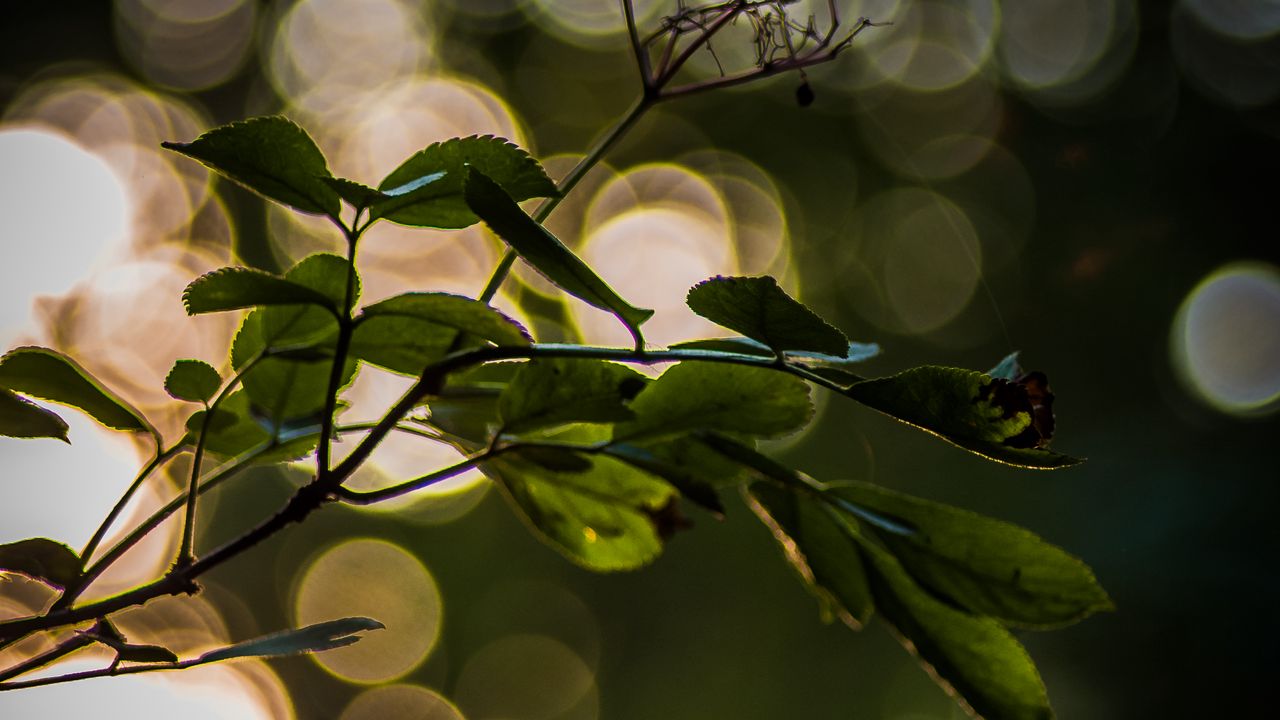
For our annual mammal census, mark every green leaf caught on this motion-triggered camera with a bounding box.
[686,275,848,356]
[164,359,222,404]
[0,388,69,441]
[231,310,355,426]
[856,535,1054,720]
[182,266,339,316]
[482,425,678,571]
[195,617,384,664]
[843,366,1080,469]
[601,442,727,516]
[260,253,357,348]
[671,337,879,385]
[321,177,384,210]
[0,347,150,433]
[746,484,874,628]
[464,168,653,344]
[498,358,646,433]
[375,135,557,228]
[351,292,530,376]
[162,116,340,217]
[829,482,1113,628]
[0,538,82,590]
[615,363,812,443]
[184,391,320,463]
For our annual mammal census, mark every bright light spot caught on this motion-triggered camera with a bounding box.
[268,0,433,106]
[340,370,490,524]
[294,539,442,683]
[524,0,664,48]
[999,0,1122,89]
[1171,6,1280,109]
[1172,262,1280,416]
[0,412,144,550]
[341,684,464,720]
[577,208,730,348]
[882,0,998,92]
[0,128,127,347]
[114,0,258,91]
[0,659,278,720]
[454,634,598,720]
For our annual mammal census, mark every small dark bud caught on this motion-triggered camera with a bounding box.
[796,82,815,107]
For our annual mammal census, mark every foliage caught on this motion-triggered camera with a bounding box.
[0,3,1109,718]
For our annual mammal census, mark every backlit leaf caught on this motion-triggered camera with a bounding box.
[182,266,339,316]
[482,425,677,571]
[843,366,1080,469]
[499,358,645,433]
[464,168,653,344]
[0,388,69,441]
[615,363,812,442]
[351,292,530,375]
[164,359,222,404]
[746,484,874,628]
[0,347,150,433]
[686,275,848,355]
[829,482,1113,627]
[856,536,1054,720]
[162,116,340,217]
[0,538,82,590]
[375,135,557,227]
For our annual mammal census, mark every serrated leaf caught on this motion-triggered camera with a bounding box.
[374,135,557,228]
[614,363,812,443]
[499,358,645,434]
[182,266,339,316]
[351,293,530,376]
[855,535,1054,720]
[0,347,150,433]
[162,116,340,217]
[195,617,384,664]
[231,309,356,427]
[844,367,1080,469]
[829,482,1112,628]
[482,425,677,571]
[0,388,69,441]
[746,484,874,628]
[686,275,848,355]
[464,168,653,344]
[0,538,82,590]
[164,359,222,404]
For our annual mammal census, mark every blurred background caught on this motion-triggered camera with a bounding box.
[1,0,1278,718]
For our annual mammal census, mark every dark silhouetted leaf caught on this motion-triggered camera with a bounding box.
[231,311,355,427]
[672,337,879,385]
[0,538,82,589]
[182,267,339,316]
[830,482,1113,628]
[856,536,1053,720]
[0,347,150,433]
[164,359,222,404]
[80,624,178,664]
[162,116,340,217]
[482,425,676,571]
[464,168,653,343]
[351,292,530,376]
[196,617,384,664]
[499,358,644,433]
[375,135,557,227]
[746,484,874,628]
[615,363,812,442]
[184,392,320,463]
[686,275,847,355]
[603,442,725,516]
[0,388,69,441]
[512,445,594,473]
[321,177,384,210]
[843,366,1080,469]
